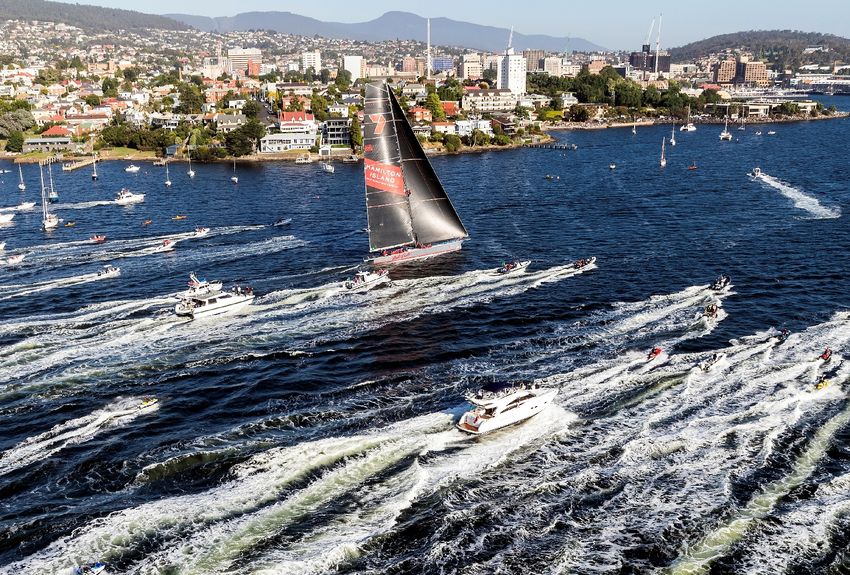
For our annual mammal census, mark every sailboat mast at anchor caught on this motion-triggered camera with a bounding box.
[362,82,468,265]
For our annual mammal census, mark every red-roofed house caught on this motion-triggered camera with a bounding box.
[408,107,432,123]
[41,125,72,137]
[441,101,459,117]
[277,111,317,133]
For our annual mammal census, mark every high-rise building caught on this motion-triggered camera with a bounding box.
[712,57,737,84]
[343,55,364,81]
[431,56,455,73]
[401,56,417,73]
[202,56,228,79]
[301,50,321,73]
[523,49,545,72]
[542,56,562,77]
[497,48,526,95]
[461,54,482,80]
[742,60,769,86]
[228,48,262,75]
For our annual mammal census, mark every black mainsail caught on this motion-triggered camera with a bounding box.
[363,82,468,255]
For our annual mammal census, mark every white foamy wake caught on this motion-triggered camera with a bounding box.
[757,172,841,219]
[0,397,158,477]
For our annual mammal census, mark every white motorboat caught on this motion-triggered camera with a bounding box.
[115,188,145,205]
[73,561,108,574]
[710,274,731,291]
[5,253,24,265]
[609,163,616,170]
[125,165,140,173]
[175,285,255,318]
[680,105,696,132]
[194,227,210,237]
[573,256,596,269]
[767,130,776,136]
[320,162,335,173]
[344,268,390,291]
[183,272,223,297]
[0,241,5,250]
[0,213,14,223]
[749,167,762,178]
[149,239,175,253]
[494,260,530,275]
[698,352,727,372]
[97,264,121,278]
[457,382,557,435]
[16,201,35,210]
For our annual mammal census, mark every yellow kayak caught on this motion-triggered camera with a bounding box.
[172,215,187,221]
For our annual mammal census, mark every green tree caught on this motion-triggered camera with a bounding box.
[320,68,331,83]
[176,82,203,114]
[84,94,102,107]
[700,89,721,104]
[311,93,329,122]
[483,68,496,82]
[567,104,589,122]
[242,100,261,119]
[349,114,362,149]
[225,129,253,156]
[425,92,445,121]
[335,69,352,90]
[5,130,23,152]
[101,77,119,98]
[443,134,462,153]
[240,118,266,147]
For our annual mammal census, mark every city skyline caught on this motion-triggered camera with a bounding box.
[51,0,850,50]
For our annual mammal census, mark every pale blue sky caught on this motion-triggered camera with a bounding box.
[58,0,850,49]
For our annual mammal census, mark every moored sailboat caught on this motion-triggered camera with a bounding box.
[362,82,468,265]
[17,164,25,191]
[670,126,676,146]
[39,162,60,230]
[719,117,732,141]
[660,137,667,167]
[680,105,696,132]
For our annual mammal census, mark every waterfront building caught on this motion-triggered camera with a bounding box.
[461,88,518,113]
[455,119,494,137]
[497,48,526,95]
[259,131,316,152]
[23,136,73,152]
[214,113,247,133]
[323,117,352,146]
[713,57,737,84]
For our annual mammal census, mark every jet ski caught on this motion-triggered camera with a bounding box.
[699,352,726,372]
[138,397,158,410]
[819,347,832,363]
[815,376,830,391]
[647,346,663,361]
[495,260,530,274]
[710,274,731,291]
[172,215,187,221]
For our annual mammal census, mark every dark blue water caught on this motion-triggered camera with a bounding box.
[1,98,849,574]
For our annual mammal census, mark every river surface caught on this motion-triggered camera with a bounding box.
[1,98,850,574]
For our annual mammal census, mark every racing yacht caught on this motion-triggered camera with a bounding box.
[457,382,557,435]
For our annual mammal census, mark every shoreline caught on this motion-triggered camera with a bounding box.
[543,111,849,131]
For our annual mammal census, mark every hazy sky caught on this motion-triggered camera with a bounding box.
[57,0,850,49]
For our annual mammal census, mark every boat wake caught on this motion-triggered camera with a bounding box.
[0,396,158,478]
[0,267,122,300]
[757,172,841,219]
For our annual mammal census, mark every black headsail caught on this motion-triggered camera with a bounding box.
[363,82,468,253]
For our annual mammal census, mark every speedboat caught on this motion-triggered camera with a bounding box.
[495,260,531,274]
[175,285,255,318]
[74,562,108,574]
[16,201,35,210]
[91,234,107,243]
[151,239,175,253]
[749,167,762,178]
[710,274,731,291]
[703,302,719,319]
[97,264,120,278]
[776,328,791,344]
[320,162,335,174]
[608,163,616,170]
[273,218,291,227]
[184,272,223,297]
[344,269,390,291]
[573,256,596,269]
[138,397,158,410]
[767,130,776,135]
[687,162,698,171]
[698,352,727,372]
[194,227,210,237]
[172,215,187,221]
[4,254,24,265]
[755,131,763,136]
[456,382,557,435]
[115,188,144,205]
[0,213,14,223]
[125,165,140,173]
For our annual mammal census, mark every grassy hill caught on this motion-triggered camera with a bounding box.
[670,30,850,70]
[0,0,188,31]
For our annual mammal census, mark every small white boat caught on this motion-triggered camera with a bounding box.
[494,260,530,275]
[719,117,732,141]
[295,155,312,164]
[42,213,60,229]
[710,274,731,291]
[749,167,762,178]
[90,234,107,243]
[184,272,223,297]
[698,352,727,372]
[73,561,108,574]
[344,269,390,291]
[457,382,557,435]
[175,285,254,318]
[0,241,5,250]
[573,256,596,269]
[609,163,616,170]
[660,137,667,167]
[5,253,24,265]
[273,218,291,227]
[150,239,175,253]
[194,227,210,237]
[16,201,35,211]
[320,162,335,173]
[680,105,696,132]
[231,158,238,184]
[115,188,145,205]
[755,131,763,136]
[187,154,195,178]
[125,165,140,173]
[767,130,776,135]
[0,213,14,223]
[164,161,172,187]
[97,264,121,278]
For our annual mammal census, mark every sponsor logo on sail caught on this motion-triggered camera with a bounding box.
[364,158,404,195]
[369,113,387,135]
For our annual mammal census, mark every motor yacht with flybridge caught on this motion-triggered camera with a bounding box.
[456,382,557,435]
[175,285,254,318]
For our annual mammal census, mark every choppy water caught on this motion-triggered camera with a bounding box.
[1,99,850,574]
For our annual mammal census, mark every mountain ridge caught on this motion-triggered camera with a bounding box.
[163,10,605,53]
[0,0,187,31]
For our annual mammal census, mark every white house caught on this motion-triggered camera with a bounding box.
[259,129,317,153]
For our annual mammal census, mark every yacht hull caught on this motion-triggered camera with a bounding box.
[457,388,557,435]
[368,239,464,265]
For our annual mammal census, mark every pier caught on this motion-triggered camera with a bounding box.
[524,143,578,150]
[59,156,97,171]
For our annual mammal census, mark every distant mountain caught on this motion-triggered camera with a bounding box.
[670,30,850,69]
[164,10,604,53]
[0,0,187,31]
